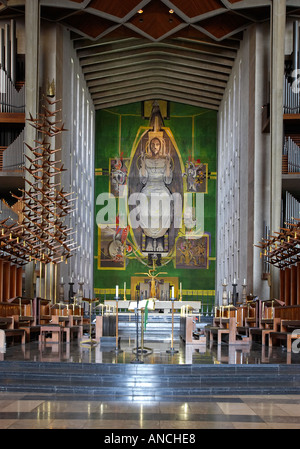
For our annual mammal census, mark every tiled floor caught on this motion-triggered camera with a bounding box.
[0,392,300,429]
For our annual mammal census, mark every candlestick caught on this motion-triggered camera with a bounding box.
[228,290,232,305]
[242,280,247,304]
[232,279,237,306]
[166,290,178,354]
[171,286,174,299]
[222,279,228,306]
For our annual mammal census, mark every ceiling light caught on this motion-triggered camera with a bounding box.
[137,9,143,14]
[169,9,174,14]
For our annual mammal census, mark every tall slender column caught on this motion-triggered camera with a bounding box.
[25,0,40,297]
[270,0,286,298]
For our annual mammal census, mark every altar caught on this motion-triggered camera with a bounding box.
[104,299,201,314]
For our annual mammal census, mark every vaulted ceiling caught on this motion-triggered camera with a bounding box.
[1,0,300,110]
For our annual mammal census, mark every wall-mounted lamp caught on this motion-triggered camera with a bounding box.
[46,78,55,98]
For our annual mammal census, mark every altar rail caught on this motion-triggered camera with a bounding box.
[103,299,201,314]
[95,289,214,316]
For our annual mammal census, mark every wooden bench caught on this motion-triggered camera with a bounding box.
[51,313,83,343]
[0,316,14,329]
[39,324,62,343]
[269,330,300,353]
[207,326,232,344]
[280,320,300,332]
[207,317,249,344]
[4,328,26,345]
[62,326,82,343]
[249,327,275,345]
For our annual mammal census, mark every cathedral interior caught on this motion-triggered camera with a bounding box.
[0,0,300,431]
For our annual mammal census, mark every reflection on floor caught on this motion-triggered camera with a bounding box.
[1,337,300,365]
[1,391,300,429]
[1,338,300,430]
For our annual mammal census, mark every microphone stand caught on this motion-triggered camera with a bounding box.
[131,288,144,364]
[166,296,178,354]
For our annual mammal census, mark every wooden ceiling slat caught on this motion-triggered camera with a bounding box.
[82,54,233,78]
[84,60,230,83]
[167,0,225,18]
[77,38,238,61]
[95,92,219,111]
[196,10,252,40]
[93,90,220,110]
[61,11,116,39]
[87,0,142,19]
[127,0,185,40]
[79,47,235,71]
[91,80,224,101]
[88,71,226,92]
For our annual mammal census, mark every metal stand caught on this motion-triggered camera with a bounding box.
[68,282,75,304]
[166,297,178,354]
[81,298,98,346]
[112,296,122,354]
[131,290,144,364]
[242,282,247,304]
[232,282,238,306]
[222,280,228,306]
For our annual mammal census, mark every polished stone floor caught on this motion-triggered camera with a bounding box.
[0,391,300,430]
[1,337,300,365]
[1,337,300,431]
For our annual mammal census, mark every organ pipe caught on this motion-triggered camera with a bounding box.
[284,137,300,173]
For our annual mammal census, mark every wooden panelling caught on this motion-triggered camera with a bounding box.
[0,258,23,302]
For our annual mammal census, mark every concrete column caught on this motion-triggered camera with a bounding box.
[270,0,286,298]
[25,0,40,297]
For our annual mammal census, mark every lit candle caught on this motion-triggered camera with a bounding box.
[124,282,126,292]
[180,282,182,296]
[116,285,119,298]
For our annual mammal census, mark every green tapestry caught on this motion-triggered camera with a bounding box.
[94,101,217,299]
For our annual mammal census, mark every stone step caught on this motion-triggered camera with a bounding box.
[0,361,299,396]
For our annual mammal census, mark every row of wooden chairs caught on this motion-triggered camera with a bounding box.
[0,296,87,346]
[206,298,300,352]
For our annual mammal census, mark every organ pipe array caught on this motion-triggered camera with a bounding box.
[285,191,300,225]
[0,19,24,113]
[2,128,24,171]
[283,136,300,173]
[0,19,25,154]
[283,75,300,114]
[284,21,300,114]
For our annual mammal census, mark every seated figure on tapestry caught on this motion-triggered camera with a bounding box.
[139,132,173,252]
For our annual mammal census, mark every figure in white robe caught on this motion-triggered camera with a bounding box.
[139,136,173,252]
